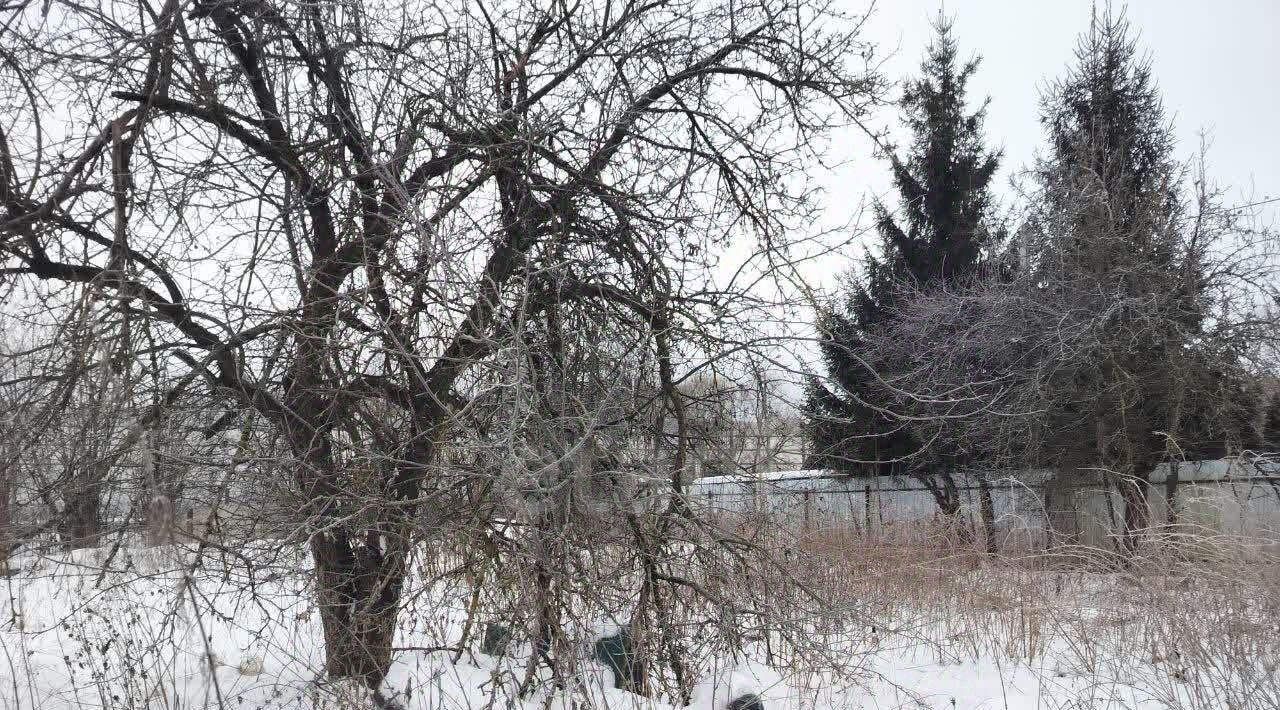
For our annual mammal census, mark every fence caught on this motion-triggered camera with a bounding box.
[688,461,1280,550]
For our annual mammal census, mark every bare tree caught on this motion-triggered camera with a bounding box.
[1,0,881,688]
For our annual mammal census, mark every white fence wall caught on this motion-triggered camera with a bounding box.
[688,461,1280,550]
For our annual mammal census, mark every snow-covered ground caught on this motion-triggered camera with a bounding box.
[1,539,1275,709]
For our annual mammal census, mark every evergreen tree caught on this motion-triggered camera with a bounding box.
[1031,8,1257,549]
[807,15,1002,499]
[1041,13,1178,253]
[1261,396,1280,453]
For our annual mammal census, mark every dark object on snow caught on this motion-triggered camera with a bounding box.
[480,623,511,656]
[594,628,644,692]
[728,693,764,710]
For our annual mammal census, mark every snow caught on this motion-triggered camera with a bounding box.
[0,542,1270,709]
[687,661,781,709]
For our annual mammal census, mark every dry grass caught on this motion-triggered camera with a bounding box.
[734,515,1280,709]
[5,515,1278,709]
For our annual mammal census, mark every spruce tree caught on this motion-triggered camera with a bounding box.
[1037,8,1181,277]
[1263,397,1280,453]
[1033,8,1257,549]
[807,15,1002,502]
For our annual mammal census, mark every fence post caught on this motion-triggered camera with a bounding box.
[864,484,872,538]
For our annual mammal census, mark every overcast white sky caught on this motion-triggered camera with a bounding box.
[808,0,1280,287]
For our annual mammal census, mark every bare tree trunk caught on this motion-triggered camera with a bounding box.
[142,431,182,545]
[917,471,972,545]
[146,495,175,546]
[1118,473,1151,555]
[978,475,998,554]
[60,468,104,549]
[311,527,408,685]
[519,507,569,697]
[0,472,13,575]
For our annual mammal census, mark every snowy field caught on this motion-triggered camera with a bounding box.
[1,532,1277,710]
